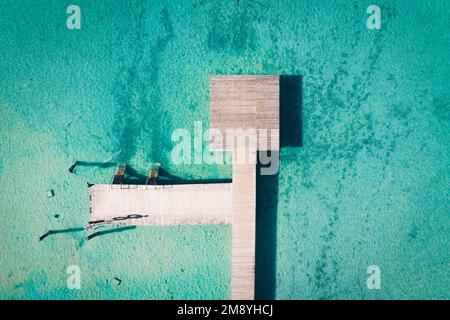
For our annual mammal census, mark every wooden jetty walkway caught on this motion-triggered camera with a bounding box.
[90,183,232,226]
[89,75,280,300]
[210,75,279,300]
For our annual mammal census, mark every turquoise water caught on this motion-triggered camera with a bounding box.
[0,0,449,299]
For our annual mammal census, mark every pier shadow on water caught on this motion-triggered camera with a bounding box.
[39,226,137,242]
[86,226,137,240]
[255,75,302,299]
[69,160,231,185]
[122,167,231,185]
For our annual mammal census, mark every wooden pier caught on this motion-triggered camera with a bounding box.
[89,75,280,300]
[210,76,279,300]
[90,183,232,226]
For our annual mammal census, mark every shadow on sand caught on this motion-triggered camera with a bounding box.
[86,226,137,240]
[39,227,85,241]
[39,226,137,241]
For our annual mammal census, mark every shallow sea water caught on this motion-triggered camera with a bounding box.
[0,0,449,299]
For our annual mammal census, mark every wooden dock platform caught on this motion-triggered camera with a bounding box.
[210,75,280,300]
[210,75,280,151]
[90,183,232,226]
[89,75,280,300]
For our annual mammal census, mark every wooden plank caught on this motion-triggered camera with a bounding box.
[210,75,280,152]
[90,183,232,226]
[231,150,256,300]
